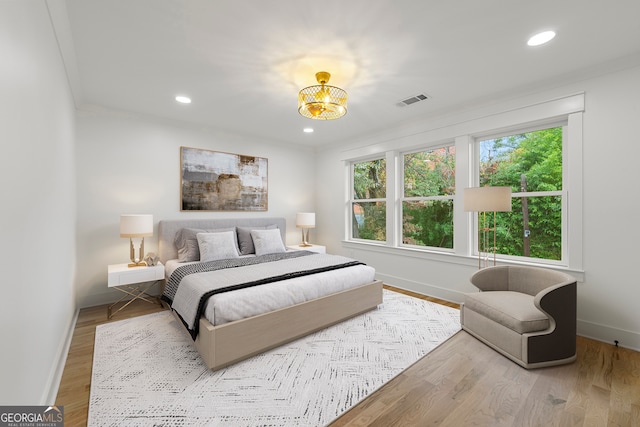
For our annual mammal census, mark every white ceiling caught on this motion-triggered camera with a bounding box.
[57,0,640,147]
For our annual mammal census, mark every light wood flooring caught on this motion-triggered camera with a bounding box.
[56,286,640,426]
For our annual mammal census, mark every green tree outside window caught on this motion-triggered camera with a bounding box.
[352,159,386,241]
[402,146,455,249]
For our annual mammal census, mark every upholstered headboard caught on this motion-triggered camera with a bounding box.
[157,217,287,264]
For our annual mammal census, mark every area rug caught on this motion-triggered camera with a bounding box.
[88,289,460,426]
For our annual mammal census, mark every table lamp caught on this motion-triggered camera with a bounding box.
[120,214,153,267]
[296,213,315,247]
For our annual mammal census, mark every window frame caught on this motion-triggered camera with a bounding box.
[343,93,584,273]
[469,123,567,265]
[348,156,388,244]
[399,142,456,252]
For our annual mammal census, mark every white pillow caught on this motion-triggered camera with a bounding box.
[196,231,240,262]
[251,228,286,256]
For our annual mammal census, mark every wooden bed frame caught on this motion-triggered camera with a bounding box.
[158,218,383,370]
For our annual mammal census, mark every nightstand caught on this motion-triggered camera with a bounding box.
[287,244,326,254]
[107,263,165,319]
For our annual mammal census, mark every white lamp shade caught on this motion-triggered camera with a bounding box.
[463,187,512,212]
[120,214,153,237]
[296,212,316,228]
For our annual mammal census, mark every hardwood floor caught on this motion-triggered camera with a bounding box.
[56,286,640,427]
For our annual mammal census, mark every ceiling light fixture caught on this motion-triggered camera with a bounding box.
[303,128,314,133]
[298,71,347,120]
[175,95,191,104]
[527,30,556,46]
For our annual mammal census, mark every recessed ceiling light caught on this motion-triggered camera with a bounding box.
[175,96,191,104]
[527,30,556,47]
[303,128,314,133]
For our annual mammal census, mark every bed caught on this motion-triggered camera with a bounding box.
[158,217,383,370]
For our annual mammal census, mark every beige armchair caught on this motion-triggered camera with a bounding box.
[460,265,577,369]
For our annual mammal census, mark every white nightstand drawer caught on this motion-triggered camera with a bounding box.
[108,263,165,287]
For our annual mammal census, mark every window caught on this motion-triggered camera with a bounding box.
[344,93,583,270]
[402,145,455,249]
[477,126,563,261]
[351,158,386,242]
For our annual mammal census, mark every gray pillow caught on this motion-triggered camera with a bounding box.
[236,224,278,255]
[251,228,286,256]
[174,227,237,262]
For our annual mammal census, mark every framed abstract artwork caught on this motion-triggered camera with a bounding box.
[180,146,268,211]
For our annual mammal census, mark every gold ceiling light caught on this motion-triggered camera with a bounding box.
[298,71,347,120]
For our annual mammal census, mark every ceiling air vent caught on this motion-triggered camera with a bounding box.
[397,93,429,107]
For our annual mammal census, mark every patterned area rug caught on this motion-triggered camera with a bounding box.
[88,290,460,426]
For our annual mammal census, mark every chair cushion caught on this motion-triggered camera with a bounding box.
[463,291,549,334]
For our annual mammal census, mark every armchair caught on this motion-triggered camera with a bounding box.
[460,265,577,369]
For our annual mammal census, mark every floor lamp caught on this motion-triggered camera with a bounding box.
[463,187,512,268]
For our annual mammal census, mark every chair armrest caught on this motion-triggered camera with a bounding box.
[470,266,510,291]
[534,280,577,328]
[526,280,577,365]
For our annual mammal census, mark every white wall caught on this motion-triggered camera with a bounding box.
[4,2,638,407]
[75,110,316,308]
[316,65,640,350]
[0,1,77,404]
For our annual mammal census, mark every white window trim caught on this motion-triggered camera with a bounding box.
[344,93,584,274]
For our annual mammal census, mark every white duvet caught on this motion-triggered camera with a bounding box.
[164,256,376,327]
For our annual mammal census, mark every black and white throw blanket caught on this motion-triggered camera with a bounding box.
[164,251,365,339]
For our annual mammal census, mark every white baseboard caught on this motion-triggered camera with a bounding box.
[82,288,123,308]
[40,308,79,405]
[81,282,163,309]
[577,319,640,352]
[378,273,640,353]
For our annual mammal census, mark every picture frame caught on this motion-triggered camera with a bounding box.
[180,146,268,211]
